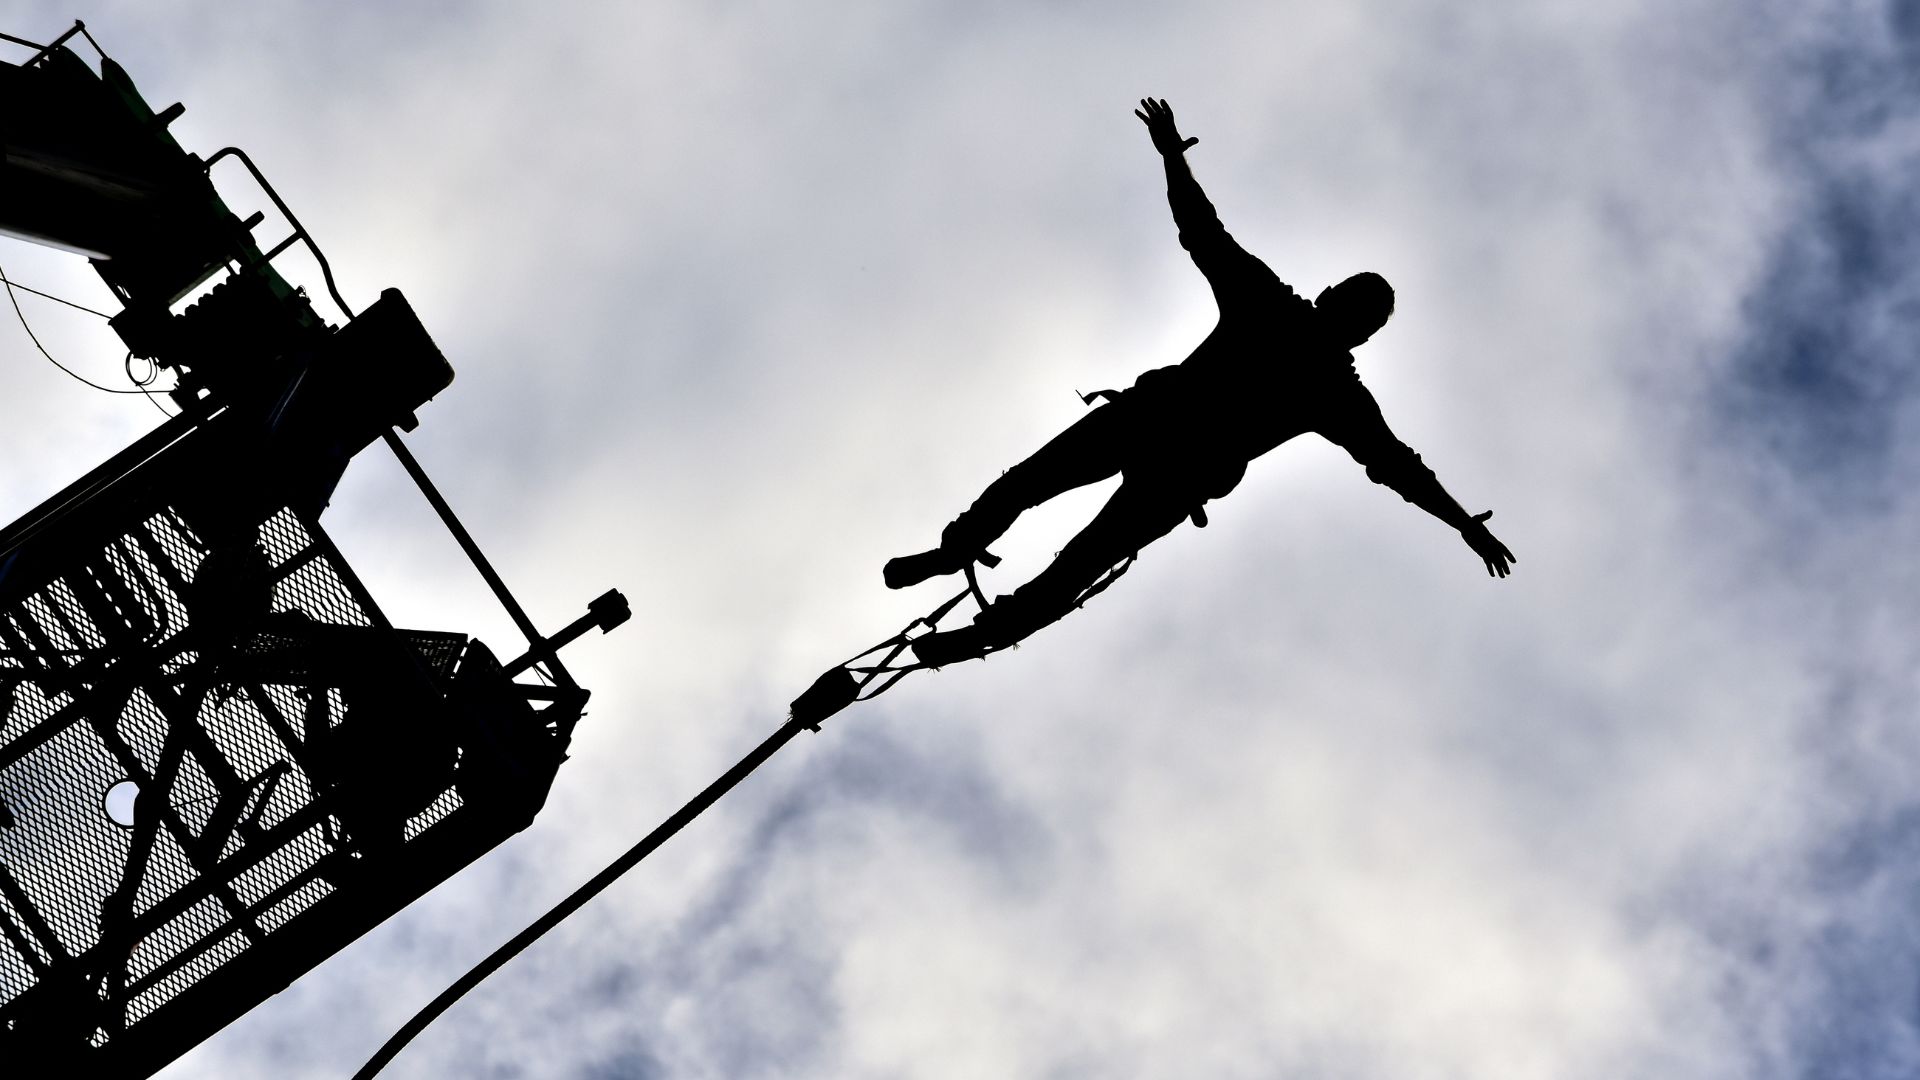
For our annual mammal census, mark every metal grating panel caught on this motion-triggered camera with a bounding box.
[0,502,476,1049]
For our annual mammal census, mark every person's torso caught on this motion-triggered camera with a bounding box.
[1124,287,1368,496]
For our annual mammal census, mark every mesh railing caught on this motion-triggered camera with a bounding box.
[0,501,477,1048]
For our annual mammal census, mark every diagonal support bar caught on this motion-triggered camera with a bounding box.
[380,429,577,689]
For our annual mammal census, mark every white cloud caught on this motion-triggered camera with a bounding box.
[8,1,1919,1078]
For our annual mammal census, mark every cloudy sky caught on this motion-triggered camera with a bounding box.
[6,1,1920,1077]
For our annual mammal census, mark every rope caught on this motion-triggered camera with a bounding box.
[352,718,810,1079]
[353,549,1135,1075]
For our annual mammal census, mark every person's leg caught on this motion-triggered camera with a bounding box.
[888,401,1134,588]
[912,477,1191,663]
[947,402,1134,550]
[992,477,1190,632]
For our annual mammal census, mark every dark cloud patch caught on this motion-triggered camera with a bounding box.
[578,1047,667,1080]
[1717,7,1920,507]
[1788,808,1920,1080]
[1651,11,1920,1079]
[1648,669,1920,1080]
[1782,666,1920,1079]
[1891,0,1920,52]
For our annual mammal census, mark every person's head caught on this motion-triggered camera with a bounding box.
[1314,272,1395,348]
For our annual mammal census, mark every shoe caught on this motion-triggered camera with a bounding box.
[883,547,968,589]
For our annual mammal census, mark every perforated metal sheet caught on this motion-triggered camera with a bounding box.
[0,503,470,1046]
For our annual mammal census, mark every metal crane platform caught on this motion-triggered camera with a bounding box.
[0,22,627,1075]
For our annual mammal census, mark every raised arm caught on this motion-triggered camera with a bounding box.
[1134,98,1209,227]
[1133,98,1278,305]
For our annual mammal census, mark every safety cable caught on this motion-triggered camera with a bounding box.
[0,273,113,319]
[124,351,174,417]
[351,717,811,1079]
[0,263,165,397]
[350,545,1138,1076]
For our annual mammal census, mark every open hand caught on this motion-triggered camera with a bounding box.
[1134,97,1197,156]
[1461,510,1516,578]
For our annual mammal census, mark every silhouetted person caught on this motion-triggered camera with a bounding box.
[891,99,1515,666]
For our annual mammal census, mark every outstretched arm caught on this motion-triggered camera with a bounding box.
[1134,98,1273,298]
[1326,392,1517,578]
[1387,467,1516,579]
